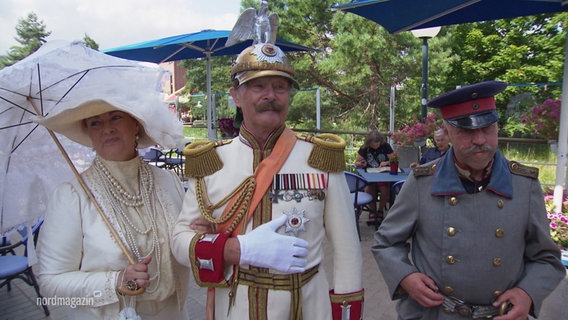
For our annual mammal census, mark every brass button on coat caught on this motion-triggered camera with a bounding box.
[495,228,504,238]
[493,290,502,297]
[446,256,456,264]
[444,286,454,294]
[493,258,502,267]
[497,199,504,208]
[447,227,456,237]
[449,197,458,206]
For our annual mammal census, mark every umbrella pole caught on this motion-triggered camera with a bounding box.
[28,99,137,265]
[206,52,216,140]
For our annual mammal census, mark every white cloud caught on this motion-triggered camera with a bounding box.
[0,0,241,52]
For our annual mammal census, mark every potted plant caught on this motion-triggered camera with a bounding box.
[408,122,430,147]
[388,152,399,175]
[390,129,412,147]
[390,113,440,147]
[521,99,561,149]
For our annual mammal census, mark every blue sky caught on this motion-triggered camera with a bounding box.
[0,0,241,53]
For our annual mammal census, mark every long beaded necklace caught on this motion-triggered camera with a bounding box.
[93,157,162,293]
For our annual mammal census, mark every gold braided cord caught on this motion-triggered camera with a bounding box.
[183,140,228,177]
[183,140,215,156]
[195,176,256,233]
[302,134,347,173]
[306,133,346,149]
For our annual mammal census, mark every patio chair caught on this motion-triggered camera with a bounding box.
[391,180,405,196]
[390,179,406,207]
[140,147,166,168]
[163,148,185,177]
[0,218,49,316]
[344,171,374,240]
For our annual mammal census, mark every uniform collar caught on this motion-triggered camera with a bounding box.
[431,148,513,198]
[239,124,285,151]
[454,156,493,182]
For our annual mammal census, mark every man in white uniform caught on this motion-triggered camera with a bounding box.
[172,41,364,320]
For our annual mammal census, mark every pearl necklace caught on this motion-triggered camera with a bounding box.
[93,157,162,293]
[93,157,152,207]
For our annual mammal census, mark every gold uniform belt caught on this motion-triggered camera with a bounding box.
[238,265,319,289]
[237,265,319,320]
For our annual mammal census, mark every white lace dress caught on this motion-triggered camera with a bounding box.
[38,157,189,319]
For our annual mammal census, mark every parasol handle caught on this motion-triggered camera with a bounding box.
[28,98,138,265]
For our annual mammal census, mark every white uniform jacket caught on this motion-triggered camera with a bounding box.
[172,130,363,320]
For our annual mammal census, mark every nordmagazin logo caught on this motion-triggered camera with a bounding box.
[37,292,98,308]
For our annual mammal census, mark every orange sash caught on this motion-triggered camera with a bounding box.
[216,127,297,235]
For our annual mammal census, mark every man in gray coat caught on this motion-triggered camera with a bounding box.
[372,80,566,319]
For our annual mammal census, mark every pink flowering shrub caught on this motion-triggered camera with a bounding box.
[217,117,239,138]
[544,188,568,248]
[390,113,440,146]
[390,125,412,146]
[521,99,561,140]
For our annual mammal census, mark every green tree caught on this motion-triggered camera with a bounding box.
[181,1,566,137]
[268,0,426,132]
[83,34,100,50]
[180,55,234,120]
[442,14,566,99]
[0,12,51,68]
[438,13,568,135]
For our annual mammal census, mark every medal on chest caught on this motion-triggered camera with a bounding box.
[283,207,310,237]
[269,173,327,203]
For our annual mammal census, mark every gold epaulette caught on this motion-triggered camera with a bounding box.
[183,140,232,177]
[298,133,346,172]
[413,164,437,177]
[508,161,539,179]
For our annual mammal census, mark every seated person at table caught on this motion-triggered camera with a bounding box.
[410,128,450,168]
[354,130,393,224]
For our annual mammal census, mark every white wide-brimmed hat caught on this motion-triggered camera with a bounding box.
[35,98,182,149]
[31,42,184,149]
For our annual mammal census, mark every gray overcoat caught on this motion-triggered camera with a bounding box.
[372,148,566,319]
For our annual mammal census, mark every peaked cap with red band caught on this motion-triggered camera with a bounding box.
[428,80,507,129]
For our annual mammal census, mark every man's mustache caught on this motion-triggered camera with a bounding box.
[256,102,281,112]
[463,145,495,155]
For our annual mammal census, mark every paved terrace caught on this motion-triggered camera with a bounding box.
[1,218,567,320]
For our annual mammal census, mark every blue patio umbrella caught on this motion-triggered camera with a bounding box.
[104,29,312,139]
[332,0,567,34]
[333,0,568,209]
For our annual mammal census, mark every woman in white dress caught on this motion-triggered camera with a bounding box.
[36,98,193,320]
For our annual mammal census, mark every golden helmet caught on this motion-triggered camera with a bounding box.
[230,43,298,88]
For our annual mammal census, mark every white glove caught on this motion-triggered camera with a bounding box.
[237,215,309,273]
